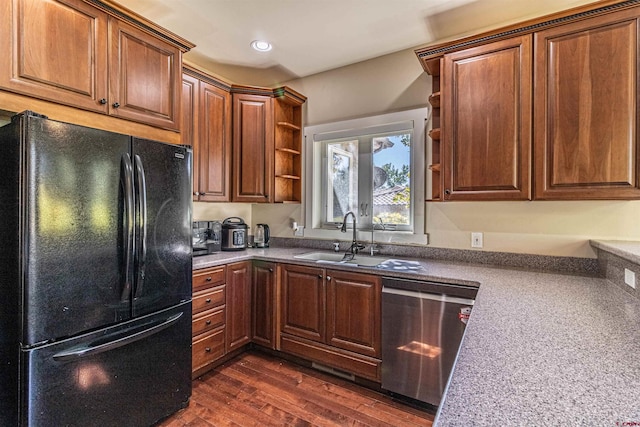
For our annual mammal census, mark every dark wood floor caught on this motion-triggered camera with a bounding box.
[158,350,435,427]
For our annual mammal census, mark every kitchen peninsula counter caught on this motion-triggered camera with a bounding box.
[193,247,640,426]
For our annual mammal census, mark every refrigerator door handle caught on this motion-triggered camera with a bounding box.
[52,312,184,362]
[133,154,148,299]
[121,153,135,302]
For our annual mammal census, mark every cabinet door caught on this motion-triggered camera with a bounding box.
[181,73,199,199]
[326,270,381,358]
[534,10,640,199]
[232,94,274,202]
[280,264,325,343]
[443,35,532,200]
[225,261,252,352]
[198,82,232,201]
[109,18,181,130]
[0,0,109,112]
[252,261,277,349]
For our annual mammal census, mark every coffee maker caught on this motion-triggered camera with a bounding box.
[192,221,222,256]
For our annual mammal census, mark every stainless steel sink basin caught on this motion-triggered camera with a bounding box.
[293,251,389,267]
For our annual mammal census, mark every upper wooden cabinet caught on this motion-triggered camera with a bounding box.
[417,1,640,201]
[0,0,193,131]
[231,86,306,204]
[108,18,182,130]
[534,9,640,199]
[232,93,275,203]
[182,66,232,202]
[442,36,532,201]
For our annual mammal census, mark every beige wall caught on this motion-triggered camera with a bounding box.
[247,46,640,259]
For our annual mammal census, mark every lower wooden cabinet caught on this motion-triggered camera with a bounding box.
[191,265,226,377]
[226,261,252,352]
[279,263,382,381]
[192,261,382,382]
[252,260,277,349]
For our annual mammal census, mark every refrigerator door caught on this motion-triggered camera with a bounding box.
[22,115,132,345]
[21,302,191,427]
[131,138,192,317]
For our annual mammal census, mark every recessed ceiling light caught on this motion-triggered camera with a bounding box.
[251,40,272,52]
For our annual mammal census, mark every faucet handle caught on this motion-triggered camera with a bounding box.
[333,242,341,252]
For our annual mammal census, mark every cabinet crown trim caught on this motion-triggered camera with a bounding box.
[87,0,195,52]
[415,0,640,69]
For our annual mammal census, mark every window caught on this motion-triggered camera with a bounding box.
[304,108,428,235]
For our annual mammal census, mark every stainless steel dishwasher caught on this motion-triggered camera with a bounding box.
[381,277,477,407]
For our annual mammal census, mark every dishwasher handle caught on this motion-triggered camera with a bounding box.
[382,286,475,306]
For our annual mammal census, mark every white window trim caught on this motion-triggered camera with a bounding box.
[302,107,429,243]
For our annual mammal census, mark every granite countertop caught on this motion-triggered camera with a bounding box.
[194,247,640,426]
[591,239,640,265]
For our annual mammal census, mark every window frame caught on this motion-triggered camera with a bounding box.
[303,107,428,238]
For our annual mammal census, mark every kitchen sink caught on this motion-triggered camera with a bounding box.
[293,251,390,267]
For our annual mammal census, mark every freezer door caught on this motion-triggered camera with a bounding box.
[23,116,132,345]
[21,302,191,427]
[131,138,192,317]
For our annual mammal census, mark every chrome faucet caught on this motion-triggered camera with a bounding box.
[370,217,386,256]
[340,211,365,255]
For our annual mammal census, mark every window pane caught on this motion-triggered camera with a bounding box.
[372,133,411,226]
[326,140,358,223]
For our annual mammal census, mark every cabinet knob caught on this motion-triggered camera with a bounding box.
[445,189,451,195]
[327,276,331,281]
[205,347,211,353]
[112,102,120,108]
[205,276,212,282]
[205,298,211,303]
[99,98,107,105]
[317,274,323,279]
[269,268,274,272]
[205,320,212,325]
[194,191,200,196]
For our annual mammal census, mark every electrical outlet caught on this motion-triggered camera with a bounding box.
[294,226,304,237]
[471,232,483,248]
[624,268,636,289]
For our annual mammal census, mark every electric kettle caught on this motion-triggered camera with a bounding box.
[254,224,270,248]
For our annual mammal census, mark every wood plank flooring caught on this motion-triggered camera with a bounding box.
[158,350,435,427]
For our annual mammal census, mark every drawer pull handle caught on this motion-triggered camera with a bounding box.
[205,320,212,325]
[205,298,212,303]
[205,276,212,282]
[205,347,211,353]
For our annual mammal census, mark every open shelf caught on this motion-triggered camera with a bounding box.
[277,121,301,131]
[274,93,305,203]
[428,91,440,108]
[276,147,301,155]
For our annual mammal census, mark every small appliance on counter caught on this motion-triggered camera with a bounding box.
[192,220,222,256]
[221,217,248,251]
[254,223,270,248]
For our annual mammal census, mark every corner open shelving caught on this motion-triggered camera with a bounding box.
[426,58,443,201]
[273,89,306,203]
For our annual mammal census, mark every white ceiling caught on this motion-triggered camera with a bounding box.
[116,0,600,86]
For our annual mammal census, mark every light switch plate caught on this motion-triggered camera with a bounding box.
[624,268,636,289]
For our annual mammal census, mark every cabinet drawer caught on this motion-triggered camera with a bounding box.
[193,266,226,291]
[192,328,225,371]
[192,306,225,337]
[193,285,225,314]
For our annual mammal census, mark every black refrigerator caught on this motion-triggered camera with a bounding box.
[0,111,193,426]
